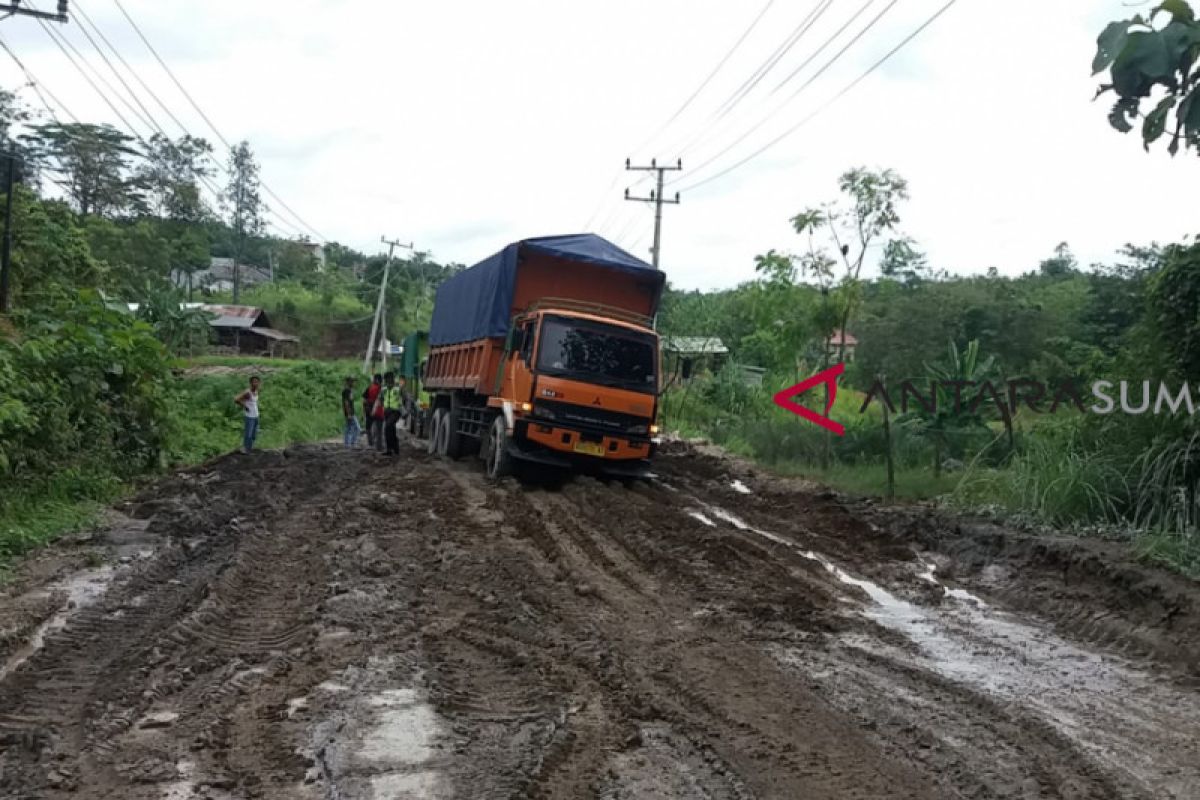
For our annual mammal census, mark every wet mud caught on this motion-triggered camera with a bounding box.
[1,441,1198,798]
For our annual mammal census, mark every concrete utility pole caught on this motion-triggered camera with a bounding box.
[625,158,681,269]
[362,235,413,374]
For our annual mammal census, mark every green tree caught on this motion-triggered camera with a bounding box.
[221,140,265,303]
[1038,242,1078,278]
[880,236,932,285]
[135,133,214,222]
[1093,0,1200,155]
[902,339,998,476]
[1146,241,1200,376]
[791,167,910,364]
[21,122,141,217]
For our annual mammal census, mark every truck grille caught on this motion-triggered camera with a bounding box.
[533,400,646,434]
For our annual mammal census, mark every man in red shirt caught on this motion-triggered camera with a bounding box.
[362,373,383,450]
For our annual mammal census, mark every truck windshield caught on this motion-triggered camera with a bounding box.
[536,316,657,393]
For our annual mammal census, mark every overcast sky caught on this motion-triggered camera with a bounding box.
[4,0,1198,289]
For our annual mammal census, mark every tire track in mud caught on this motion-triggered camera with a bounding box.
[2,441,1199,798]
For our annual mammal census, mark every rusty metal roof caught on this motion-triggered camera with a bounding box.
[196,305,268,329]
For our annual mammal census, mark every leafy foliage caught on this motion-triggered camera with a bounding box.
[1094,1,1200,155]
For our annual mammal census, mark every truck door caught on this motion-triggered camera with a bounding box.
[506,319,536,402]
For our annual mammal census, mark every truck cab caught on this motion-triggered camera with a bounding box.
[495,305,660,470]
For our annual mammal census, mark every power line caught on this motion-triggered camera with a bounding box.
[678,0,961,195]
[1,30,301,239]
[710,0,833,123]
[0,32,80,123]
[32,13,149,139]
[23,2,305,237]
[111,0,327,243]
[70,0,189,134]
[632,0,778,158]
[583,1,777,230]
[674,0,900,185]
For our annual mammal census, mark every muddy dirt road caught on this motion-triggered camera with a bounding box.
[2,441,1199,799]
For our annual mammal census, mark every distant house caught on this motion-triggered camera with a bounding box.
[296,240,326,269]
[171,257,271,295]
[188,304,299,357]
[664,336,729,382]
[825,329,858,362]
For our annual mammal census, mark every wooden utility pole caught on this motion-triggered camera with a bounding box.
[0,153,15,313]
[362,236,412,374]
[880,373,895,499]
[624,158,681,269]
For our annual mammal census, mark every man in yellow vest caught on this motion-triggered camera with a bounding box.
[381,371,403,456]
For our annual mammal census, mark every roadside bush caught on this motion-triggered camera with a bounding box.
[1,290,173,559]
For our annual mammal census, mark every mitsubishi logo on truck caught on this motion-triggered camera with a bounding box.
[592,396,602,406]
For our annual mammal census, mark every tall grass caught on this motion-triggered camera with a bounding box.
[167,360,349,463]
[952,415,1200,577]
[2,359,354,568]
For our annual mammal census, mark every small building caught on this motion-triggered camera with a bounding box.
[825,329,858,362]
[736,364,766,387]
[296,240,326,269]
[664,336,729,382]
[171,257,271,295]
[189,304,299,357]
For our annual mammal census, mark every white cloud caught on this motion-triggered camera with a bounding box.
[6,0,1198,288]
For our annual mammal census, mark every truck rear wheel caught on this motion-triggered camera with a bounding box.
[444,406,465,459]
[485,416,513,480]
[427,408,443,455]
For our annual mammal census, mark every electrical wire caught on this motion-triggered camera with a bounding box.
[72,0,193,137]
[582,1,778,230]
[678,0,960,194]
[1,28,301,238]
[26,0,305,237]
[111,0,327,243]
[709,0,833,123]
[0,33,81,123]
[672,0,899,185]
[631,0,779,158]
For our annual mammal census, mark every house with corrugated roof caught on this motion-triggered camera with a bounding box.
[186,304,299,356]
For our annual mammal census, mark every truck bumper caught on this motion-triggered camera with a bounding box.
[522,421,653,462]
[507,430,653,479]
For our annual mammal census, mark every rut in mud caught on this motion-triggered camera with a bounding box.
[1,440,1199,799]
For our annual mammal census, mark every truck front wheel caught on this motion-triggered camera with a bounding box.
[427,408,443,455]
[485,416,513,480]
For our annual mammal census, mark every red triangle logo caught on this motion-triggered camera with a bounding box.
[772,363,846,436]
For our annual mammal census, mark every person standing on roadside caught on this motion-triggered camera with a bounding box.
[341,376,361,447]
[363,373,383,449]
[381,371,403,456]
[234,375,261,454]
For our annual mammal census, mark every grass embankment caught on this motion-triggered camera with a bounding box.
[168,359,354,462]
[1,358,357,568]
[666,381,1200,579]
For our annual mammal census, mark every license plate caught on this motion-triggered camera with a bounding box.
[574,441,605,457]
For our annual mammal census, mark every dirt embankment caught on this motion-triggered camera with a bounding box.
[1,441,1198,799]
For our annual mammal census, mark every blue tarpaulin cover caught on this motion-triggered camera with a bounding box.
[428,234,662,346]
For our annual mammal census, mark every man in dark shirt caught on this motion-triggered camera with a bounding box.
[363,373,383,450]
[341,376,361,447]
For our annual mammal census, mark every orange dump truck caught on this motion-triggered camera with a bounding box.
[422,234,665,479]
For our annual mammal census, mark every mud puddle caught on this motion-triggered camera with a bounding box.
[0,565,114,681]
[692,500,1200,798]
